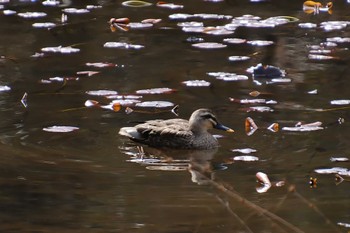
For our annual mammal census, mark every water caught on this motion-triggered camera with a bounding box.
[0,0,350,232]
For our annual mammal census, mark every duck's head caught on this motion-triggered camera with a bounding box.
[189,109,234,133]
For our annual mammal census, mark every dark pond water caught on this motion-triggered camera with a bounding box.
[0,0,350,232]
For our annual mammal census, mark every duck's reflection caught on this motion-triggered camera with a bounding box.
[120,145,220,185]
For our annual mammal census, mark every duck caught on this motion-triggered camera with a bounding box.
[119,108,234,150]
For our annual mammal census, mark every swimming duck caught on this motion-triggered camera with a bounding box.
[119,108,234,149]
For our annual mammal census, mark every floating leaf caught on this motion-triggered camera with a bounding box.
[43,126,79,133]
[182,80,211,87]
[62,8,90,14]
[85,62,117,68]
[0,85,11,92]
[86,90,118,96]
[141,18,162,24]
[223,38,246,44]
[298,22,317,29]
[135,87,175,94]
[231,148,257,154]
[330,99,350,105]
[207,72,248,81]
[42,0,60,6]
[247,40,274,46]
[103,42,144,49]
[122,0,152,7]
[135,101,174,108]
[169,13,193,20]
[267,123,279,132]
[156,1,184,9]
[85,100,99,107]
[233,155,259,161]
[228,56,250,61]
[32,22,56,28]
[41,46,80,54]
[282,121,323,132]
[229,98,266,104]
[330,157,349,162]
[192,42,227,49]
[18,12,47,18]
[177,21,203,27]
[77,71,99,76]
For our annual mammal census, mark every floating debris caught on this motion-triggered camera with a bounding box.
[136,87,175,94]
[182,80,211,87]
[122,0,152,7]
[41,46,80,54]
[330,99,350,105]
[282,121,323,132]
[245,117,258,135]
[43,126,79,133]
[303,1,333,14]
[103,42,144,49]
[192,42,227,49]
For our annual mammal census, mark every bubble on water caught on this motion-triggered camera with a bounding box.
[136,101,175,108]
[18,12,47,18]
[192,42,227,49]
[182,80,211,87]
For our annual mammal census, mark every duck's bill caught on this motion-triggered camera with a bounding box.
[215,123,234,132]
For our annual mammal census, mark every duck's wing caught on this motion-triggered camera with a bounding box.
[120,119,195,148]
